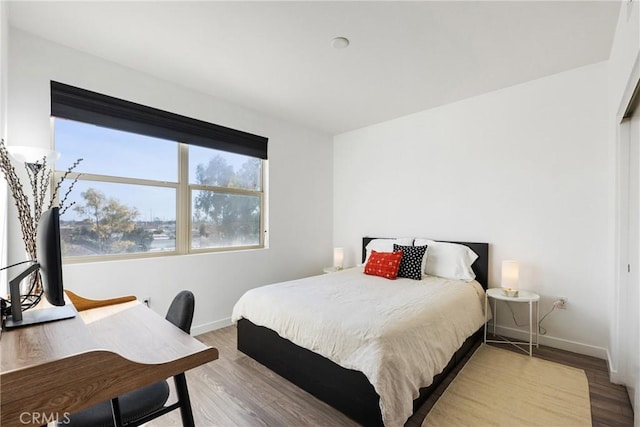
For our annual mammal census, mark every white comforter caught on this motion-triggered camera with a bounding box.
[231,267,487,427]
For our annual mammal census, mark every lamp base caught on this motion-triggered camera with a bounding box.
[502,288,519,297]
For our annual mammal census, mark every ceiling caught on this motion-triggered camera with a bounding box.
[8,1,621,135]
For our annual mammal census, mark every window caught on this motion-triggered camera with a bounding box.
[189,145,262,250]
[51,82,267,260]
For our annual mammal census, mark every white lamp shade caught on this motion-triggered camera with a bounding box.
[501,260,519,289]
[7,146,60,164]
[333,247,344,269]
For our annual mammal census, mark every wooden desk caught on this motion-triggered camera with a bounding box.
[0,301,219,427]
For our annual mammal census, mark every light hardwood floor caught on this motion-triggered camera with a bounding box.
[149,326,634,426]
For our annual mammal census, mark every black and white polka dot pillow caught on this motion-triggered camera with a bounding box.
[393,244,428,280]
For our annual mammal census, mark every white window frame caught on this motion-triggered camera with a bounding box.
[54,124,265,263]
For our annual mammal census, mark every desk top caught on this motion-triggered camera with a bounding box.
[0,300,218,427]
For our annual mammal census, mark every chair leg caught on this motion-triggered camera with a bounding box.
[174,373,195,427]
[110,397,124,427]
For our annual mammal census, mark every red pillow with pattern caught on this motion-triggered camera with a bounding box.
[364,250,403,280]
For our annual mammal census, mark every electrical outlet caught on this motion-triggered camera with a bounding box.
[554,297,567,309]
[142,296,151,307]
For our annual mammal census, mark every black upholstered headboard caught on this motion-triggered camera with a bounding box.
[362,237,489,289]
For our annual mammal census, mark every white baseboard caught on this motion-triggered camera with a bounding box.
[492,325,608,360]
[608,350,625,384]
[192,317,232,337]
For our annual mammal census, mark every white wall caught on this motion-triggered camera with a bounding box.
[0,2,7,138]
[6,28,334,334]
[334,62,611,357]
[0,1,8,289]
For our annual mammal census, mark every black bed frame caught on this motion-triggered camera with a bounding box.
[237,238,489,426]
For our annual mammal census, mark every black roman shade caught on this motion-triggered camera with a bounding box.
[51,81,268,159]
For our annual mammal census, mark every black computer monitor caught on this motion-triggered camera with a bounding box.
[4,207,76,329]
[37,207,65,306]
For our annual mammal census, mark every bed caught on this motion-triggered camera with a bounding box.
[233,238,489,426]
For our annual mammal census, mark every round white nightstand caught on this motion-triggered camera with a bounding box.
[484,288,540,356]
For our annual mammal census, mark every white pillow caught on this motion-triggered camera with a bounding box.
[364,237,413,263]
[414,239,478,281]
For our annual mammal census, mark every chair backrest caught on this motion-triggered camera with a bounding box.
[165,291,195,334]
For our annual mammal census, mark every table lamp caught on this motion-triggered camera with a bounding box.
[7,145,60,172]
[333,247,344,270]
[501,260,519,297]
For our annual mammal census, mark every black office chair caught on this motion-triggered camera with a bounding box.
[61,291,196,427]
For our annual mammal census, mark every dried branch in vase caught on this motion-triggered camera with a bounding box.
[0,139,82,293]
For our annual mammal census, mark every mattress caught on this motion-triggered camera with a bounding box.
[232,267,487,427]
